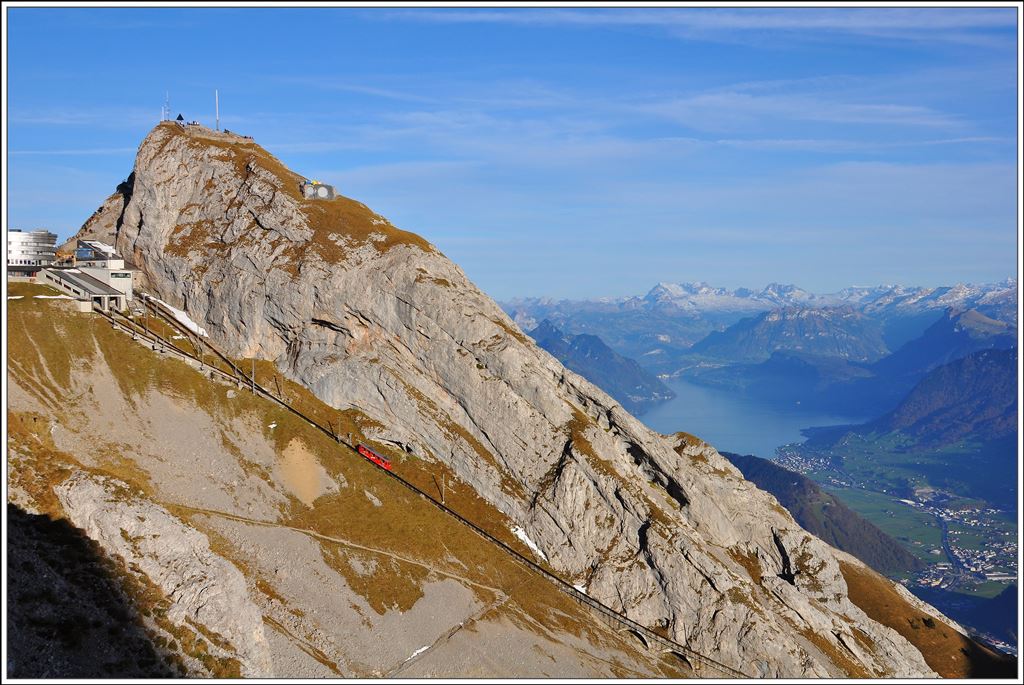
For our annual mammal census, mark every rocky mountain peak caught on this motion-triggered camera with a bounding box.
[126,122,432,273]
[758,282,814,305]
[529,318,569,344]
[692,304,888,363]
[948,308,1011,337]
[66,122,1010,677]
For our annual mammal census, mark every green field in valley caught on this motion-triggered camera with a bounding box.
[817,485,945,563]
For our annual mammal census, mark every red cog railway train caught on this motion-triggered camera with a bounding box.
[357,444,393,471]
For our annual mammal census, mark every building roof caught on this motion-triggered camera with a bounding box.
[79,239,118,256]
[176,113,185,121]
[43,268,122,297]
[9,228,57,238]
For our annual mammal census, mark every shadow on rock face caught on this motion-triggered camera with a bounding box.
[6,503,179,678]
[963,638,1018,679]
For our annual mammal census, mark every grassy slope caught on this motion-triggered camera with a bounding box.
[6,284,684,678]
[841,562,1014,678]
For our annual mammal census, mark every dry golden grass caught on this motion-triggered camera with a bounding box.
[796,626,870,678]
[318,543,429,616]
[490,316,532,347]
[670,432,710,466]
[216,366,546,576]
[229,358,543,565]
[849,625,875,653]
[840,561,1014,677]
[7,281,64,297]
[670,431,706,450]
[728,546,763,585]
[7,411,81,517]
[294,194,434,265]
[794,546,826,594]
[7,290,689,678]
[414,271,452,288]
[724,586,766,619]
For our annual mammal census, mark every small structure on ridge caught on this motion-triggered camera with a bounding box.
[301,179,336,200]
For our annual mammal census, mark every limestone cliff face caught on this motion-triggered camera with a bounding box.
[75,122,975,677]
[55,473,273,676]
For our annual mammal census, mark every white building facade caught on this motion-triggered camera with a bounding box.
[39,268,126,312]
[79,266,134,301]
[7,229,58,273]
[74,240,136,301]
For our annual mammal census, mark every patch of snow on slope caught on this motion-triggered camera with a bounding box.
[147,295,209,337]
[398,645,431,666]
[511,525,548,562]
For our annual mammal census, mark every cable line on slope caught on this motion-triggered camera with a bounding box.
[96,296,750,679]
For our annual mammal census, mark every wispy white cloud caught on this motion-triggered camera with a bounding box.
[373,8,1015,46]
[8,106,158,128]
[262,65,982,156]
[635,91,962,132]
[707,136,1009,153]
[255,97,1003,184]
[334,154,1017,299]
[595,160,1017,227]
[267,75,438,104]
[314,159,480,184]
[10,147,137,156]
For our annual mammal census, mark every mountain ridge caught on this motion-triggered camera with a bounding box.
[506,278,1017,323]
[681,307,1018,417]
[527,319,674,415]
[7,286,689,678]
[687,305,890,363]
[503,279,1016,377]
[872,308,1017,380]
[871,347,1018,445]
[52,120,1012,677]
[719,453,922,576]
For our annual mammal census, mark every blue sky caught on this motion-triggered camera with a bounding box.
[5,6,1019,300]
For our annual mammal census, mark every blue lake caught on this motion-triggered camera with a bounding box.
[639,377,868,459]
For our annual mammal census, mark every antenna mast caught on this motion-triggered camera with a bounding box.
[215,89,219,131]
[161,91,170,121]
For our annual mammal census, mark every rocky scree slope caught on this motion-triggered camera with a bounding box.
[73,121,1011,677]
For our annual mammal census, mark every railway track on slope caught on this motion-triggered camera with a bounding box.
[94,297,751,679]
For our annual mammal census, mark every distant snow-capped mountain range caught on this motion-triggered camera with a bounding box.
[506,278,1018,322]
